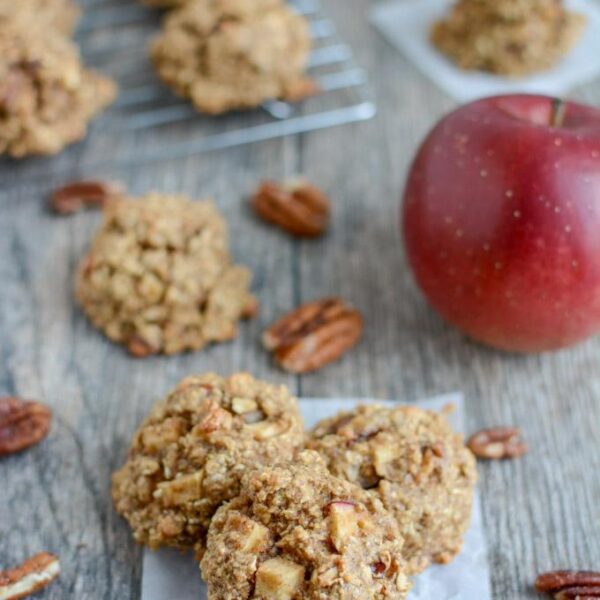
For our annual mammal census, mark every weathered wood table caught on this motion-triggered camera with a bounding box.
[1,0,599,597]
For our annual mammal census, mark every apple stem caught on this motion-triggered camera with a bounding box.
[550,98,566,128]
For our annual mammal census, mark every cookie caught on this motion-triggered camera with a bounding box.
[0,0,80,35]
[112,373,305,556]
[308,404,477,574]
[150,0,314,115]
[201,450,412,600]
[75,193,256,356]
[431,0,585,76]
[0,18,116,158]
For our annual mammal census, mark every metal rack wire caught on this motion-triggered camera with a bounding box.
[75,0,376,160]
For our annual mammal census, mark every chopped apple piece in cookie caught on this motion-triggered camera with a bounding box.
[155,472,203,507]
[255,558,305,600]
[231,397,259,415]
[327,501,359,552]
[246,420,286,440]
[239,519,271,553]
[372,442,397,477]
[201,451,411,599]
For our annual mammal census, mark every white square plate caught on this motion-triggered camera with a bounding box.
[370,0,600,102]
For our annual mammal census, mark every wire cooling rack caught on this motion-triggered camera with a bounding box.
[75,0,374,161]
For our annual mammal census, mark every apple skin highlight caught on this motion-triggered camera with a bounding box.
[402,95,600,353]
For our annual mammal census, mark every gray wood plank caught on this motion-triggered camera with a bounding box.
[1,0,600,598]
[299,1,600,598]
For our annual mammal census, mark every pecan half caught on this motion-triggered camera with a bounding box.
[0,397,52,457]
[50,179,124,215]
[127,336,159,358]
[467,426,528,459]
[241,296,260,320]
[263,298,363,373]
[555,587,600,599]
[536,571,600,593]
[251,179,331,237]
[0,553,60,600]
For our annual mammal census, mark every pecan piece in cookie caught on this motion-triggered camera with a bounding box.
[263,298,363,373]
[0,553,60,600]
[251,179,331,237]
[0,397,52,457]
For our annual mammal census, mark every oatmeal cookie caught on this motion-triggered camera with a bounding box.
[112,373,305,556]
[150,0,314,115]
[75,193,256,356]
[0,18,116,158]
[308,405,477,574]
[0,0,80,35]
[201,450,412,600]
[431,0,585,76]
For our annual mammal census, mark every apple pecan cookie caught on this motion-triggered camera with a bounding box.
[308,405,477,574]
[431,0,585,76]
[112,373,305,557]
[0,0,80,35]
[201,450,412,600]
[0,18,116,158]
[75,193,256,356]
[150,0,314,115]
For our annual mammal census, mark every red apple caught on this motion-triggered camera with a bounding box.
[402,95,600,352]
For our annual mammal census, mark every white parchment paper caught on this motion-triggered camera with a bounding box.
[141,394,492,600]
[370,0,600,102]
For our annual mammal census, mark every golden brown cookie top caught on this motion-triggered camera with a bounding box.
[150,0,314,114]
[431,0,585,76]
[0,17,115,157]
[457,0,569,21]
[112,373,305,555]
[75,194,256,356]
[308,404,477,574]
[0,0,80,35]
[201,450,412,600]
[100,193,229,253]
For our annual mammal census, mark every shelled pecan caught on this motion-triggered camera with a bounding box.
[0,397,52,457]
[467,426,528,460]
[50,179,124,215]
[263,297,363,373]
[0,553,60,599]
[251,179,330,237]
[536,570,600,598]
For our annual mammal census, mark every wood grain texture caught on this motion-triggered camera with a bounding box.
[1,0,599,598]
